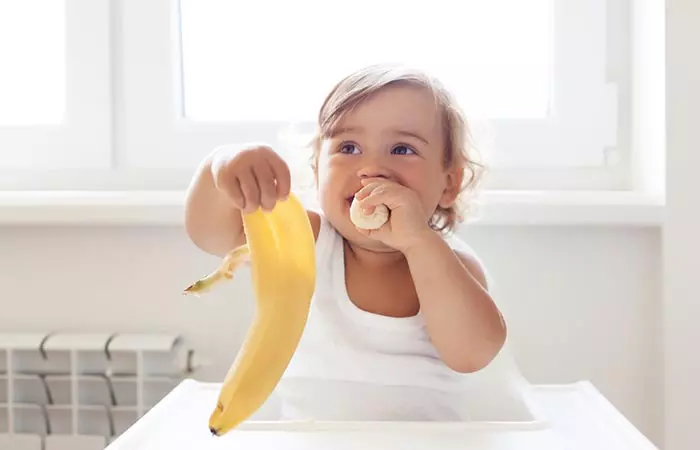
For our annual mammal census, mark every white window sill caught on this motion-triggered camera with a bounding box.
[0,190,663,227]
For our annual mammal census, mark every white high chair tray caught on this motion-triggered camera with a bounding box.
[105,379,657,450]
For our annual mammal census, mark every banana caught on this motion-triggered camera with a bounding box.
[182,193,316,436]
[349,196,389,230]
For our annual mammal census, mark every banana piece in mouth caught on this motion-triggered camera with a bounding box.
[350,196,389,230]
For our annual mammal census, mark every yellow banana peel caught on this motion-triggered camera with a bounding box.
[183,193,316,436]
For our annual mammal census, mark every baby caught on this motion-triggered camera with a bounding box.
[185,63,507,421]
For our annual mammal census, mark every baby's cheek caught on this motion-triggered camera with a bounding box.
[316,165,335,190]
[316,155,342,181]
[412,182,445,216]
[316,177,339,211]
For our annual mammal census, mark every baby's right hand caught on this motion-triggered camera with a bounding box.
[211,144,291,213]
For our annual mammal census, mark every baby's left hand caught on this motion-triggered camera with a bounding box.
[353,179,434,253]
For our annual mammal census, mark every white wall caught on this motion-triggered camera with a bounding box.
[0,223,663,446]
[664,1,700,450]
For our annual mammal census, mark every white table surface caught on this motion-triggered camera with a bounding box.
[105,379,658,450]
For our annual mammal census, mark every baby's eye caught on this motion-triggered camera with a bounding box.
[339,143,360,154]
[392,145,416,155]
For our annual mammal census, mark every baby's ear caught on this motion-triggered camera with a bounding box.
[439,167,464,208]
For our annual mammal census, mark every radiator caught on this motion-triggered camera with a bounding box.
[0,332,196,449]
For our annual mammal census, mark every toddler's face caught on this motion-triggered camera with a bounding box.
[316,84,460,250]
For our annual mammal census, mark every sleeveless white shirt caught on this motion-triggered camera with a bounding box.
[269,214,531,422]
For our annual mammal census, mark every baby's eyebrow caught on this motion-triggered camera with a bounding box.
[329,126,430,145]
[391,129,430,146]
[327,126,358,138]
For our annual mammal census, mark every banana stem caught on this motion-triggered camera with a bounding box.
[183,244,251,296]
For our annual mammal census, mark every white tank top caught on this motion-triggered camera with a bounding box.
[271,213,531,422]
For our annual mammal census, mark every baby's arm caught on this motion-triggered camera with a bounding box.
[184,147,247,258]
[404,233,506,373]
[184,144,320,258]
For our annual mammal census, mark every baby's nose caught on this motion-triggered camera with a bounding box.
[357,164,392,180]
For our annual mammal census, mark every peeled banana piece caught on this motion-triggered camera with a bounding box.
[183,193,316,436]
[349,196,389,230]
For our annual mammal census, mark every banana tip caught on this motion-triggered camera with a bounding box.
[182,286,200,297]
[209,427,219,436]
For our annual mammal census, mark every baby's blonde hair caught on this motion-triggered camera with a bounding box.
[310,63,484,234]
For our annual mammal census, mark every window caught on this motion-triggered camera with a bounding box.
[0,1,65,126]
[0,0,633,192]
[0,0,110,186]
[178,0,552,122]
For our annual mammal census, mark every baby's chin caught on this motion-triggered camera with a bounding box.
[336,224,399,254]
[350,240,400,255]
